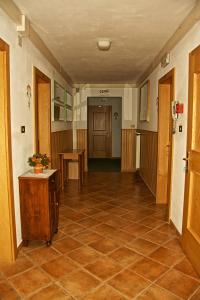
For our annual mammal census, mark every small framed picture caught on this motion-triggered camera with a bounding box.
[139,80,150,122]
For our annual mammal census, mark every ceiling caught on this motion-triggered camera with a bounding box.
[14,0,196,84]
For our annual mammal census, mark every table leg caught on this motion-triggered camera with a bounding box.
[81,152,84,183]
[60,155,64,191]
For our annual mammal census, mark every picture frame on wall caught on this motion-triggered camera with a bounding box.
[139,80,150,122]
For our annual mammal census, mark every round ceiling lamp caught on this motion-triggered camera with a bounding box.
[97,39,111,51]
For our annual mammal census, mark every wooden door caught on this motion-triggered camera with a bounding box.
[0,38,17,264]
[156,69,174,215]
[88,106,112,158]
[34,68,51,162]
[182,45,200,275]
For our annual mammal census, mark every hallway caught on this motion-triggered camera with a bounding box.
[0,173,199,299]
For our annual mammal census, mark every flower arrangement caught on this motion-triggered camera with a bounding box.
[28,153,49,173]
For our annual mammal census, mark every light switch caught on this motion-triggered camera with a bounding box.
[21,126,25,133]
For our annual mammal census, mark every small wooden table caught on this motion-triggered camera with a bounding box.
[59,149,84,190]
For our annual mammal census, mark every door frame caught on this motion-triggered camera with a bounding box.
[0,38,17,264]
[156,68,175,220]
[33,67,51,156]
[182,45,200,275]
[87,104,112,158]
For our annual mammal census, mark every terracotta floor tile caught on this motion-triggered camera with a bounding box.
[93,223,117,236]
[52,230,66,241]
[62,222,85,235]
[81,207,102,216]
[109,229,135,243]
[41,256,77,279]
[108,269,150,298]
[28,283,73,299]
[81,285,127,300]
[128,238,159,255]
[136,284,180,300]
[163,237,184,254]
[26,246,60,264]
[9,267,51,297]
[74,230,102,244]
[85,257,122,280]
[0,280,20,299]
[78,217,102,228]
[124,223,151,236]
[107,206,129,216]
[190,287,200,300]
[89,238,119,254]
[52,237,82,254]
[105,216,134,228]
[1,256,33,278]
[60,269,100,298]
[130,257,168,281]
[68,245,101,265]
[156,223,178,236]
[138,217,166,229]
[142,229,172,245]
[109,247,142,267]
[149,246,184,267]
[21,240,46,253]
[174,257,200,280]
[156,269,200,299]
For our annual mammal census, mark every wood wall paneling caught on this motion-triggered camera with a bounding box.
[138,130,158,195]
[121,129,136,172]
[77,129,88,171]
[51,130,73,170]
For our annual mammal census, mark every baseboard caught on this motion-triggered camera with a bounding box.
[169,220,182,237]
[17,241,23,255]
[139,172,156,197]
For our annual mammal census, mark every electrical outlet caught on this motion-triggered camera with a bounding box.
[179,125,183,132]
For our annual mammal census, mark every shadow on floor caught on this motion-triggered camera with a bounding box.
[88,158,121,172]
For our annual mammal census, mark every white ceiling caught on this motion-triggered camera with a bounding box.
[14,0,195,84]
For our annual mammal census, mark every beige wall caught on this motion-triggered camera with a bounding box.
[0,8,72,245]
[73,86,138,148]
[138,21,200,233]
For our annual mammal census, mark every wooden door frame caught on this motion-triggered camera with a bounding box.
[157,68,175,220]
[87,104,112,158]
[182,45,200,275]
[0,38,17,264]
[33,67,51,154]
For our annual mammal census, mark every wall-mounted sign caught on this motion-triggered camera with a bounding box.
[99,89,110,94]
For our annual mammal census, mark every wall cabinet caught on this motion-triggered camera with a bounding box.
[18,169,60,246]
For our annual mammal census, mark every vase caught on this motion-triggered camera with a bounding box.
[34,164,43,174]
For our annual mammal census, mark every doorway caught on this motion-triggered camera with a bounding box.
[0,38,17,264]
[182,45,200,275]
[87,97,122,172]
[34,67,51,161]
[156,69,175,219]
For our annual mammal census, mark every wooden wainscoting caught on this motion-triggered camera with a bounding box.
[77,129,88,171]
[121,129,136,172]
[138,130,158,195]
[51,130,73,169]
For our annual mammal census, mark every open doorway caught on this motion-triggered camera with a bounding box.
[87,97,122,172]
[0,38,17,264]
[156,69,175,220]
[34,67,51,162]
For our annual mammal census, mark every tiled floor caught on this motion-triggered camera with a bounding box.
[0,172,200,299]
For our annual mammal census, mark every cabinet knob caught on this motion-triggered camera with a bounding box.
[55,202,59,206]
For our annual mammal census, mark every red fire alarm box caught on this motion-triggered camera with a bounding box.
[176,103,184,114]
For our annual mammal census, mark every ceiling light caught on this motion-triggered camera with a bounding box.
[97,39,111,51]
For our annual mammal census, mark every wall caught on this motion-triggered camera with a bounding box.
[0,9,72,246]
[73,86,138,148]
[137,21,200,233]
[88,97,122,157]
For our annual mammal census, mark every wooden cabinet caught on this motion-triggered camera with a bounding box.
[18,169,60,246]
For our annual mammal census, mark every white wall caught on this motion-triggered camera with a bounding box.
[0,9,72,245]
[138,21,200,233]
